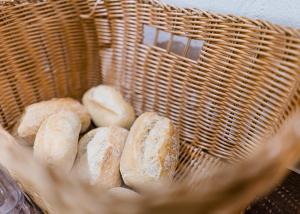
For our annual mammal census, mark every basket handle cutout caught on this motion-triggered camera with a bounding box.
[143,24,204,60]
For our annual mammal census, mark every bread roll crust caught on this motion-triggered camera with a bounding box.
[109,187,140,198]
[74,127,128,188]
[82,85,135,128]
[120,112,179,189]
[33,110,81,173]
[14,98,90,145]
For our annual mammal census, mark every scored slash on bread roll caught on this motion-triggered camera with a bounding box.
[14,98,90,145]
[82,85,135,129]
[33,111,81,173]
[73,127,128,188]
[120,112,180,189]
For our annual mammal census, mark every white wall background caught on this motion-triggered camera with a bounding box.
[162,0,300,28]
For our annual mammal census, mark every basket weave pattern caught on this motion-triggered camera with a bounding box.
[0,0,101,129]
[94,0,300,174]
[0,0,299,213]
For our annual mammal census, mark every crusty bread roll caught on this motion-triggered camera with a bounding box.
[0,125,18,148]
[109,187,140,198]
[33,111,81,173]
[82,85,135,128]
[120,112,179,189]
[74,127,128,188]
[14,98,90,145]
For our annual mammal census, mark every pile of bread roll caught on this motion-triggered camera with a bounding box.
[13,85,180,195]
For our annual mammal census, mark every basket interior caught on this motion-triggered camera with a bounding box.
[0,0,300,183]
[97,0,300,179]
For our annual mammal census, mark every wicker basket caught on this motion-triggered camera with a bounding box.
[0,0,300,213]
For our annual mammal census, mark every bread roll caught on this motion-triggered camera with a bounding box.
[14,98,90,145]
[74,127,128,188]
[33,111,81,173]
[82,85,135,128]
[120,112,179,189]
[109,187,140,198]
[0,125,18,148]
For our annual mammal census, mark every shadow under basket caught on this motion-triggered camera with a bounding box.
[0,0,300,213]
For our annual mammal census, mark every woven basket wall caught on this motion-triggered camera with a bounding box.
[0,0,299,213]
